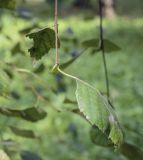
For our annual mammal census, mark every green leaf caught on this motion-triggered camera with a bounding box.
[19,24,39,35]
[0,107,47,122]
[75,79,123,147]
[10,126,38,139]
[3,68,13,79]
[60,55,80,69]
[26,28,60,60]
[64,98,77,105]
[82,39,120,53]
[0,150,10,160]
[11,42,25,56]
[0,70,10,97]
[90,125,113,147]
[34,63,45,74]
[0,0,16,10]
[60,49,87,69]
[57,67,123,147]
[120,142,143,160]
[82,39,99,48]
[104,39,121,53]
[20,150,42,160]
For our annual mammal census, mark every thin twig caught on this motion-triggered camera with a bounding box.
[99,0,110,98]
[55,0,59,64]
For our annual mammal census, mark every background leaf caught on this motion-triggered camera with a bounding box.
[20,150,42,160]
[10,126,38,139]
[0,0,16,10]
[11,42,25,56]
[82,38,99,48]
[82,39,120,53]
[34,63,45,74]
[60,49,87,69]
[104,39,121,53]
[120,142,143,160]
[0,69,10,97]
[0,107,47,122]
[60,55,80,69]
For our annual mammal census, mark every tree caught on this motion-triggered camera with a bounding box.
[101,0,116,18]
[73,0,91,8]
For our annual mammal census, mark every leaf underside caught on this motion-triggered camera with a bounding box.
[75,79,123,147]
[90,125,113,147]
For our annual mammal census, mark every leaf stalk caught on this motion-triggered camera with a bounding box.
[55,0,59,64]
[99,0,110,98]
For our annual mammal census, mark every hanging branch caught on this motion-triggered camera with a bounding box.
[99,0,110,99]
[55,0,59,65]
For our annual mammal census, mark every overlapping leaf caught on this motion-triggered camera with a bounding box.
[90,125,112,147]
[26,28,60,60]
[75,79,123,147]
[0,107,47,122]
[57,67,123,147]
[34,63,45,73]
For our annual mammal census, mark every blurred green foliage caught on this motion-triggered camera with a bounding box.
[0,0,143,159]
